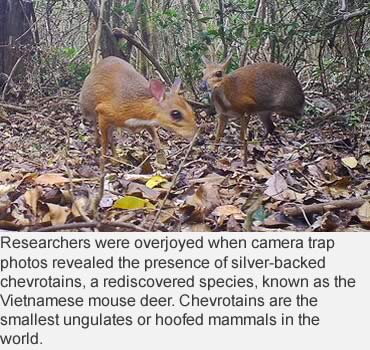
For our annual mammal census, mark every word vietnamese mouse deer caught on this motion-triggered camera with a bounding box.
[201,55,305,165]
[79,56,197,163]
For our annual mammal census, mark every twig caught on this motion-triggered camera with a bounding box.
[298,205,312,226]
[295,169,320,189]
[0,103,29,114]
[283,198,366,217]
[103,155,135,168]
[35,221,148,232]
[92,160,106,220]
[69,32,96,65]
[149,127,202,231]
[129,153,153,173]
[1,55,25,101]
[299,138,352,149]
[167,144,190,159]
[325,8,370,28]
[112,28,172,85]
[91,0,107,68]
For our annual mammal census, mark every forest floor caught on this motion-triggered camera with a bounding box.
[0,92,369,232]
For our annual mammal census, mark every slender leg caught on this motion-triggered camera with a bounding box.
[98,115,109,166]
[241,113,251,166]
[146,127,161,151]
[92,118,100,146]
[258,111,274,136]
[146,127,166,165]
[108,126,116,158]
[214,114,228,151]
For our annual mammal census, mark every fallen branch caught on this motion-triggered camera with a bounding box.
[35,221,148,232]
[283,198,366,217]
[149,127,202,231]
[0,103,29,114]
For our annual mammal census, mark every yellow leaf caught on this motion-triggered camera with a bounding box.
[341,157,358,169]
[145,175,168,189]
[113,196,155,210]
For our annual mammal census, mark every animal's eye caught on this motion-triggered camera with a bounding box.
[215,71,223,78]
[170,110,183,121]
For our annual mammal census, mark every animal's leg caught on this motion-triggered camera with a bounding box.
[241,113,251,166]
[146,127,166,165]
[91,118,100,147]
[214,114,228,151]
[108,126,116,158]
[98,115,109,167]
[258,111,275,136]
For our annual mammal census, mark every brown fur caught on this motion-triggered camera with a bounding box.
[79,56,196,157]
[202,58,305,164]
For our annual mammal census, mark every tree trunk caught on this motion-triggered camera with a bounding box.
[188,0,206,34]
[0,0,36,77]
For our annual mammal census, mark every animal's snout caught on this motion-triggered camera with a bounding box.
[199,80,210,92]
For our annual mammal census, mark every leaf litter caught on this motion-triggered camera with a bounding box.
[0,96,369,231]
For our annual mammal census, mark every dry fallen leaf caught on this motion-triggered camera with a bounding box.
[358,201,370,229]
[212,205,244,217]
[0,195,12,215]
[182,184,221,223]
[124,173,171,183]
[320,211,342,231]
[255,160,272,179]
[72,197,90,218]
[43,203,71,226]
[0,172,23,183]
[127,182,162,201]
[182,223,212,232]
[34,173,69,185]
[226,215,242,232]
[24,187,42,215]
[0,184,16,196]
[264,172,288,200]
[359,154,370,168]
[159,208,175,224]
[341,156,358,169]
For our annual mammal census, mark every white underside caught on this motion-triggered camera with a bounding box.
[213,90,241,119]
[124,118,159,128]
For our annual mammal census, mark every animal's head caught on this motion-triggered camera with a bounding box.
[150,79,197,140]
[201,54,233,90]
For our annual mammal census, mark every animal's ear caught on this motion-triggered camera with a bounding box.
[149,79,166,102]
[170,78,182,95]
[222,54,233,69]
[201,56,212,65]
